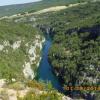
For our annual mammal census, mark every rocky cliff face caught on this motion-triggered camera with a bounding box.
[0,25,47,99]
[0,35,45,82]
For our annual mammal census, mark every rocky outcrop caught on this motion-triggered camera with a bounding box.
[37,24,55,37]
[23,35,45,79]
[62,96,73,100]
[0,86,73,100]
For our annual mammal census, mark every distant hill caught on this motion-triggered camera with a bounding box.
[0,0,88,17]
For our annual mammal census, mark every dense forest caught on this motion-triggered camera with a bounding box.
[35,1,100,99]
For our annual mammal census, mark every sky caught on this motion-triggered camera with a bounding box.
[0,0,41,6]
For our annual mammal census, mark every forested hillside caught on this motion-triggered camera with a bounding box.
[0,20,45,82]
[34,1,100,99]
[0,0,90,17]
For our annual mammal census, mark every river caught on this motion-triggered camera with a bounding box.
[37,38,64,92]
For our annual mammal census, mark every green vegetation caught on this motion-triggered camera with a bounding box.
[34,1,100,98]
[16,80,62,100]
[36,1,100,33]
[18,90,62,100]
[49,32,100,86]
[0,0,100,99]
[0,0,91,17]
[0,20,43,82]
[0,21,39,41]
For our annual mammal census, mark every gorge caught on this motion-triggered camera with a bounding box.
[37,36,64,92]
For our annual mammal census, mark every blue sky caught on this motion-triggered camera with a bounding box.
[0,0,41,6]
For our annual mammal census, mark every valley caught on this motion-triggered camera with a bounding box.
[0,0,100,100]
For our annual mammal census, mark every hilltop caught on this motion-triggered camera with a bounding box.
[0,0,91,17]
